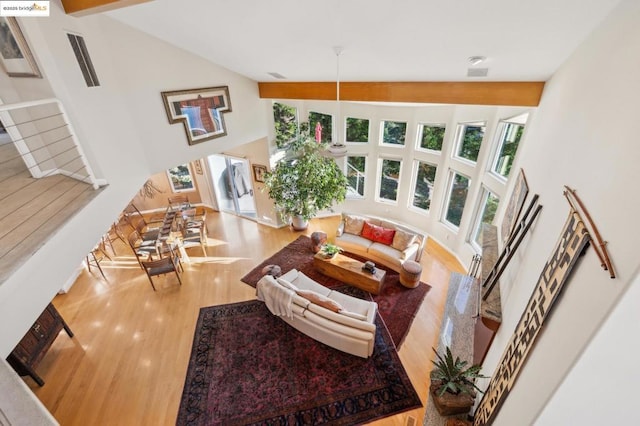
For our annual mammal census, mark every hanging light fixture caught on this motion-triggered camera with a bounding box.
[326,46,347,157]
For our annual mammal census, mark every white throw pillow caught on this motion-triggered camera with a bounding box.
[392,229,417,251]
[339,309,368,321]
[343,214,366,235]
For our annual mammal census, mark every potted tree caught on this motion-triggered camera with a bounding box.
[430,346,486,417]
[264,128,348,230]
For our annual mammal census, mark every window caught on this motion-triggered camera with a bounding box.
[443,172,471,228]
[309,111,333,144]
[381,120,406,146]
[492,120,525,179]
[346,156,366,197]
[411,161,438,211]
[167,164,195,192]
[378,158,402,202]
[454,122,485,163]
[417,123,446,152]
[470,188,500,247]
[272,102,298,148]
[346,117,369,143]
[67,33,100,87]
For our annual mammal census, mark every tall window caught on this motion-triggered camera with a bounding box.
[272,102,298,148]
[346,117,369,143]
[470,188,500,247]
[381,120,406,146]
[67,33,100,87]
[346,156,366,198]
[167,164,194,192]
[378,158,402,202]
[417,123,446,152]
[309,111,333,144]
[411,161,438,211]
[492,121,525,179]
[454,122,485,163]
[443,172,471,228]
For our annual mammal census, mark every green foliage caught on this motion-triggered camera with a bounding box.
[431,346,486,397]
[379,158,401,201]
[412,162,437,210]
[308,111,333,144]
[346,156,366,196]
[495,123,524,178]
[420,125,445,151]
[264,130,348,221]
[273,102,299,148]
[382,121,406,145]
[346,117,369,142]
[320,243,342,256]
[458,125,484,162]
[445,173,470,227]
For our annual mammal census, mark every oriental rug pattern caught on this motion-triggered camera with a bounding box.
[241,235,431,348]
[176,300,422,425]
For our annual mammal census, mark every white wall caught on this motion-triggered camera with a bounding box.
[0,2,268,357]
[479,1,640,424]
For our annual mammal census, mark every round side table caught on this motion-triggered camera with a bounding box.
[400,260,422,288]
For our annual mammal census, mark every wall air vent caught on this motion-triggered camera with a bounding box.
[467,68,489,77]
[67,33,100,87]
[267,72,287,79]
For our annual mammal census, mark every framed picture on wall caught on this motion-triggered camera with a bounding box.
[252,164,267,183]
[161,86,232,146]
[0,17,42,78]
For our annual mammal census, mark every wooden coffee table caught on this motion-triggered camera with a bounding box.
[313,252,386,295]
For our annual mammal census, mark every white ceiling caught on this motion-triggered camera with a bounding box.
[107,0,622,83]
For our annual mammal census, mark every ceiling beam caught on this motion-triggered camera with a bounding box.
[60,0,153,17]
[258,81,545,107]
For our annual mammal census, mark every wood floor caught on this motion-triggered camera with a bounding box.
[29,211,465,426]
[0,142,100,284]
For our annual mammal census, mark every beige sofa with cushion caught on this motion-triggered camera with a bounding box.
[335,212,428,273]
[256,268,378,358]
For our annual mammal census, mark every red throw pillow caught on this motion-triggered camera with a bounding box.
[361,222,396,245]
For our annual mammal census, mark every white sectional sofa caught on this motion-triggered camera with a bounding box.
[256,268,378,358]
[335,212,428,273]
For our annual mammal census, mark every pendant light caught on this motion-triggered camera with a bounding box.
[327,46,347,157]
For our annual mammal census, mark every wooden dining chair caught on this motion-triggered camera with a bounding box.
[141,256,182,291]
[127,231,157,268]
[168,195,190,210]
[85,245,106,279]
[181,221,207,256]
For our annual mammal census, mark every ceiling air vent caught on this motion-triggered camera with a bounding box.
[467,68,489,77]
[267,72,287,79]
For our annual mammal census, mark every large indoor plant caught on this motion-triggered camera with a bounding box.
[264,130,348,230]
[430,346,486,417]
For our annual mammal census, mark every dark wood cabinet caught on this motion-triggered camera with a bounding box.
[6,303,73,386]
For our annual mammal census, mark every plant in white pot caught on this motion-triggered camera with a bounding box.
[264,129,348,230]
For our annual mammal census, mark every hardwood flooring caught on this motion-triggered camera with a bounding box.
[0,142,100,284]
[28,211,465,426]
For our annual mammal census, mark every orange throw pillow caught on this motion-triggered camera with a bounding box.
[361,221,396,245]
[296,290,343,313]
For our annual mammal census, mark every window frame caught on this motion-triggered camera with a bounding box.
[490,118,526,181]
[167,163,195,193]
[345,116,370,144]
[345,155,367,199]
[468,186,500,251]
[415,122,446,153]
[379,119,407,147]
[441,170,471,230]
[375,156,403,204]
[453,121,486,165]
[409,159,438,213]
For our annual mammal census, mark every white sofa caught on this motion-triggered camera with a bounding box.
[335,212,428,273]
[256,268,378,358]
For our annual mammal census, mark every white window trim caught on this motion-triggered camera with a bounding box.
[453,121,486,165]
[345,116,370,144]
[489,120,525,182]
[375,156,403,204]
[379,119,408,148]
[415,122,446,154]
[409,159,438,213]
[468,186,499,251]
[441,170,471,230]
[345,155,367,199]
[167,163,195,193]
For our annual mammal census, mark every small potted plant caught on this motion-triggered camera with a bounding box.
[430,346,486,417]
[320,243,342,259]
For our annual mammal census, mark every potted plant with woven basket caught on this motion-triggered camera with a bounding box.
[430,346,486,417]
[264,127,348,231]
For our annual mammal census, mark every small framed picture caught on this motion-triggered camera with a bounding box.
[0,17,42,78]
[252,164,267,183]
[193,159,203,175]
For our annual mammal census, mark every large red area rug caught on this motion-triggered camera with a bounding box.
[176,300,422,425]
[241,235,431,348]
